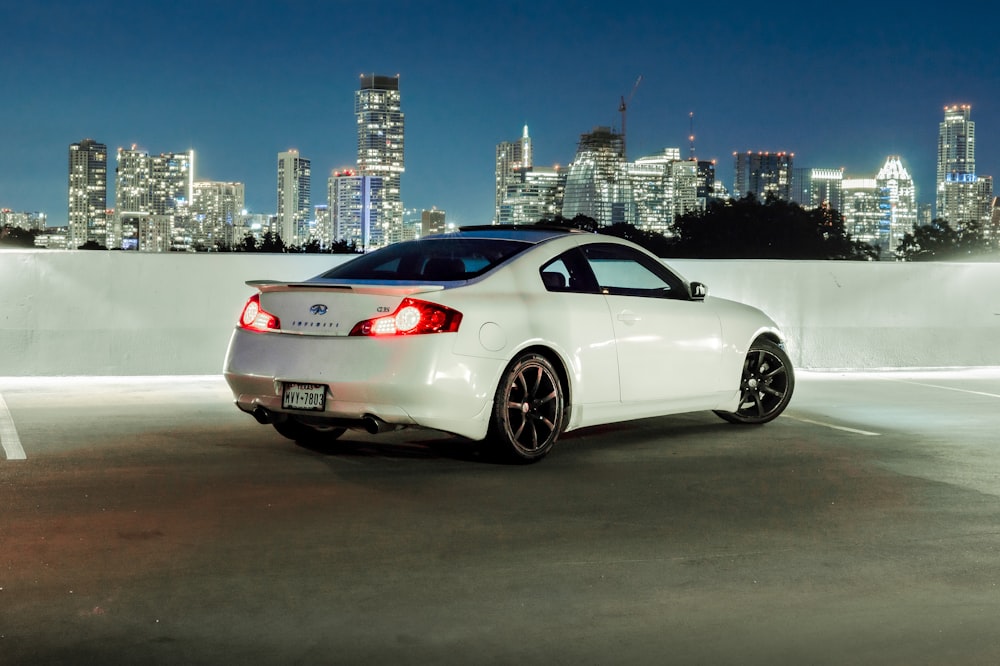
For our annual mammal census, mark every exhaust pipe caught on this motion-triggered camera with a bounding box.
[362,414,395,434]
[252,406,276,424]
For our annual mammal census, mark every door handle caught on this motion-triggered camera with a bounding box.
[617,310,641,324]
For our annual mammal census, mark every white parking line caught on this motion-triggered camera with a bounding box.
[0,393,26,460]
[784,415,880,436]
[883,379,1000,400]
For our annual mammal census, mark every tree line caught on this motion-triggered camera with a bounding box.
[540,194,1000,261]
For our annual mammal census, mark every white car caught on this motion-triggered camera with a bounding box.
[224,226,793,462]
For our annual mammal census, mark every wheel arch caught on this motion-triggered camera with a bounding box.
[752,329,785,348]
[506,343,573,422]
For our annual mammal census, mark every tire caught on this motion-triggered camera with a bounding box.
[488,353,565,463]
[273,417,346,448]
[715,339,794,425]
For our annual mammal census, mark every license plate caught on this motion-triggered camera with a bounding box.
[281,383,327,411]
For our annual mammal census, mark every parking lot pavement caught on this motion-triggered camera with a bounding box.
[1,370,1000,664]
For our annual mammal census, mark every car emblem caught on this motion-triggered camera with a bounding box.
[310,304,328,315]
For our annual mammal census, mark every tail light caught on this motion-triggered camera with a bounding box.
[238,294,280,332]
[350,298,462,336]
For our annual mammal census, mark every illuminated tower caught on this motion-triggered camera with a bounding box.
[277,150,311,246]
[150,150,193,216]
[733,151,794,201]
[328,168,383,251]
[67,139,108,248]
[876,156,917,259]
[115,146,151,214]
[935,104,993,226]
[561,126,631,226]
[356,74,404,246]
[495,125,533,223]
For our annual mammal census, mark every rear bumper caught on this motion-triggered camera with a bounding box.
[223,328,502,440]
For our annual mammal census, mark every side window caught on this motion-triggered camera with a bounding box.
[540,249,599,294]
[582,244,687,298]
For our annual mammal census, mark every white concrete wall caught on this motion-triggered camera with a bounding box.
[2,249,999,376]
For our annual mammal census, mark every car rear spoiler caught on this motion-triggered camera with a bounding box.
[246,280,445,296]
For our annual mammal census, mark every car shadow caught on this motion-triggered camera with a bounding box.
[288,411,737,465]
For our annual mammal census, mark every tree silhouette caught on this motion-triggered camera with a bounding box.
[667,195,874,260]
[896,219,994,261]
[236,234,258,252]
[260,231,285,253]
[0,225,38,248]
[328,239,361,254]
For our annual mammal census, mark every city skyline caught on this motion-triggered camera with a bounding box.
[1,1,998,228]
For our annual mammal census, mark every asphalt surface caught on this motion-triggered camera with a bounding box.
[1,370,1000,665]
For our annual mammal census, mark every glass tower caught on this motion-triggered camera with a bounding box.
[876,156,917,259]
[356,74,404,247]
[935,104,993,226]
[277,150,311,246]
[561,126,630,226]
[495,125,532,223]
[67,139,108,248]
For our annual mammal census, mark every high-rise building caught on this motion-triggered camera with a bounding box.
[876,156,917,259]
[328,168,384,251]
[562,126,631,226]
[150,151,193,216]
[421,208,446,236]
[113,146,194,251]
[792,168,844,212]
[935,104,993,226]
[496,166,566,226]
[68,139,108,248]
[277,149,311,246]
[192,180,245,249]
[732,151,794,201]
[495,125,533,223]
[356,74,404,246]
[809,168,845,212]
[841,178,881,249]
[627,149,679,235]
[115,146,151,215]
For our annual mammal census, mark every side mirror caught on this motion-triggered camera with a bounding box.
[690,281,708,301]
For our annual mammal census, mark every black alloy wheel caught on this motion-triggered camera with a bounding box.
[715,339,794,425]
[489,352,565,463]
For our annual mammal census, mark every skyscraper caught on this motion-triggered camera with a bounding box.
[421,208,446,236]
[277,149,311,246]
[150,150,193,216]
[114,147,195,251]
[732,151,794,201]
[876,156,917,258]
[495,125,533,223]
[936,104,993,226]
[356,74,404,246]
[328,169,383,251]
[841,178,880,248]
[115,146,151,214]
[496,166,565,226]
[192,180,245,249]
[561,126,630,226]
[67,139,108,248]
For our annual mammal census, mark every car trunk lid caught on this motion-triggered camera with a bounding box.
[251,281,445,337]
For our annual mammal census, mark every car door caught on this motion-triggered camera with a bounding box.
[581,243,723,405]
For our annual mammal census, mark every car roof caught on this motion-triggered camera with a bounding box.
[422,225,585,244]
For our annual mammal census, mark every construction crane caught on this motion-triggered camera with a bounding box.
[619,75,642,160]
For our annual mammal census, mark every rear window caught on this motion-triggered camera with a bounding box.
[316,238,532,281]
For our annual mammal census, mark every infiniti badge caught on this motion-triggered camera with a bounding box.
[310,304,328,315]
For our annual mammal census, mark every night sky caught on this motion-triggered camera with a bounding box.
[1,1,997,227]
